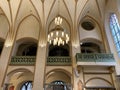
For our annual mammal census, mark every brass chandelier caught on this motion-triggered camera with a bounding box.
[47,19,69,46]
[47,0,69,46]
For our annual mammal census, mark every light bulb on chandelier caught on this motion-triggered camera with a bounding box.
[55,16,63,25]
[47,0,69,46]
[47,24,70,46]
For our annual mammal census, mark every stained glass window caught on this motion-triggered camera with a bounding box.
[21,81,32,90]
[110,13,120,57]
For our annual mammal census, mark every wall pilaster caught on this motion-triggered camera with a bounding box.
[32,46,46,90]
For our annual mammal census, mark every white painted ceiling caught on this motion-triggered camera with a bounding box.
[0,0,106,39]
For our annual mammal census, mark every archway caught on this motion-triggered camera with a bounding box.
[45,69,72,90]
[81,42,101,53]
[20,81,32,90]
[49,44,69,56]
[6,68,33,90]
[85,77,115,90]
[16,42,37,56]
[80,38,104,53]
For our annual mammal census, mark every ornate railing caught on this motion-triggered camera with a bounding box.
[47,56,71,66]
[76,53,116,66]
[44,83,72,90]
[10,56,36,65]
[10,56,71,66]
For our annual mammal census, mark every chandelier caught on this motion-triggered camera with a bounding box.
[47,16,69,46]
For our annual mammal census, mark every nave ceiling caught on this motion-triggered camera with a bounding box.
[0,0,106,40]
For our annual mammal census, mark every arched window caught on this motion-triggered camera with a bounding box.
[52,81,67,90]
[110,13,120,57]
[21,81,32,90]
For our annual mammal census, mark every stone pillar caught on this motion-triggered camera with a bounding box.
[72,46,81,90]
[115,76,120,90]
[0,45,13,87]
[0,24,15,88]
[32,46,46,90]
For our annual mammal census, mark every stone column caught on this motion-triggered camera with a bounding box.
[115,76,120,90]
[32,46,46,90]
[0,45,13,87]
[32,0,47,89]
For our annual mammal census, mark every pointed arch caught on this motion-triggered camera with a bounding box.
[16,14,40,40]
[85,77,113,87]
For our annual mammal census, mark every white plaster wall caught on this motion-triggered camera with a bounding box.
[80,24,102,41]
[83,66,110,73]
[46,71,71,83]
[46,66,72,83]
[7,66,34,74]
[97,0,105,22]
[85,78,112,87]
[117,0,120,12]
[16,15,40,40]
[75,66,115,88]
[0,15,9,39]
[46,66,72,75]
[85,74,112,84]
[16,0,38,25]
[105,0,120,75]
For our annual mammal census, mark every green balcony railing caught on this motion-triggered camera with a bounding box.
[10,56,71,66]
[47,56,71,66]
[76,53,116,66]
[10,56,36,65]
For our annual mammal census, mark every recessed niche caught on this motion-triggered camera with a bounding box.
[81,20,95,31]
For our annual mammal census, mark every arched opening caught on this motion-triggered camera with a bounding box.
[49,44,69,56]
[49,81,68,90]
[85,78,115,90]
[20,81,32,90]
[6,68,33,90]
[45,69,72,90]
[81,42,101,53]
[16,42,37,56]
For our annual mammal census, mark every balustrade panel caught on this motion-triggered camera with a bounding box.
[76,53,116,66]
[47,57,71,66]
[10,56,36,65]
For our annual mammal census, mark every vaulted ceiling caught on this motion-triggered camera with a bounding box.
[0,0,106,38]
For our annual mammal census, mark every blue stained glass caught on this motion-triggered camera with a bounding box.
[116,33,120,40]
[116,23,120,29]
[111,26,115,35]
[113,36,117,43]
[110,13,120,57]
[117,33,120,39]
[116,43,120,50]
[21,81,32,90]
[118,51,120,57]
[114,26,119,33]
